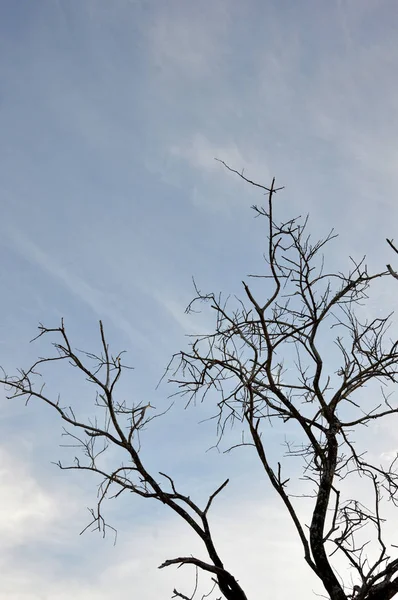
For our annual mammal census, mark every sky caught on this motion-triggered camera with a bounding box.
[1,0,398,598]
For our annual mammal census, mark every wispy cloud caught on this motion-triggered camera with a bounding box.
[147,1,231,80]
[0,447,63,548]
[5,226,142,343]
[2,1,398,598]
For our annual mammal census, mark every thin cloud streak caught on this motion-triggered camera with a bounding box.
[1,1,398,598]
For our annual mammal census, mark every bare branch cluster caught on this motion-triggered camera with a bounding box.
[164,174,398,600]
[2,164,398,600]
[0,319,246,600]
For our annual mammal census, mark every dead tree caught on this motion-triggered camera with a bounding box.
[2,164,398,600]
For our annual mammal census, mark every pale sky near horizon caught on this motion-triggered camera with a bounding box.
[1,1,398,599]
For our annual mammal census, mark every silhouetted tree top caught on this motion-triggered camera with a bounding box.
[2,164,398,600]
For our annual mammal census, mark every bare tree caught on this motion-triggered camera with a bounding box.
[2,163,398,600]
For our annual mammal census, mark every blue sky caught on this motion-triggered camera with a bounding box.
[1,1,398,598]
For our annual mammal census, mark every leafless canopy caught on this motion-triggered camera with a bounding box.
[2,163,398,600]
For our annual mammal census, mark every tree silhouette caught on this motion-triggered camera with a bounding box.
[2,164,398,600]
